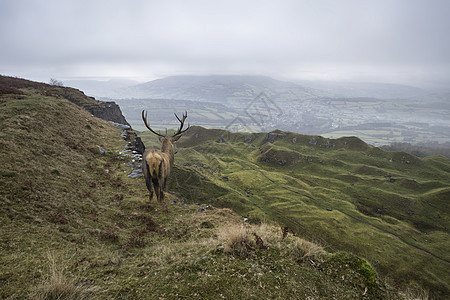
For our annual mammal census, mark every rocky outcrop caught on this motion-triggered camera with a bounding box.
[264,131,286,143]
[84,101,130,126]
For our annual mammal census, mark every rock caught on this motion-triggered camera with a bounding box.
[110,122,131,130]
[120,130,145,155]
[385,175,396,183]
[216,137,225,143]
[132,136,145,155]
[321,141,335,149]
[98,146,107,154]
[198,205,211,212]
[128,168,143,179]
[86,102,130,126]
[264,132,285,143]
[261,155,287,166]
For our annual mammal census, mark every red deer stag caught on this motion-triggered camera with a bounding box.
[141,110,189,202]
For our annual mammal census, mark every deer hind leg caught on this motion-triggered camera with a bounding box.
[159,177,168,203]
[147,184,154,201]
[158,178,168,212]
[153,179,164,203]
[156,161,166,203]
[152,181,160,203]
[143,160,154,201]
[146,174,155,201]
[150,174,159,202]
[159,186,165,202]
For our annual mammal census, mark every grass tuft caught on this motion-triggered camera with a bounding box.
[29,254,100,300]
[401,286,430,300]
[220,224,251,257]
[284,237,326,262]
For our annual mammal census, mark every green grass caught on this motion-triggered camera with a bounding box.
[0,80,408,299]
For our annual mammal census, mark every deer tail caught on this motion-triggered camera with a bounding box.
[147,152,162,183]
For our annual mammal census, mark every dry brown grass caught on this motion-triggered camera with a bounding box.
[29,254,100,300]
[400,287,430,300]
[219,224,250,256]
[216,222,326,261]
[283,236,326,261]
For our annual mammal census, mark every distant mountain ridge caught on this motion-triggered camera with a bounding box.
[113,75,325,101]
[64,75,434,101]
[296,80,430,99]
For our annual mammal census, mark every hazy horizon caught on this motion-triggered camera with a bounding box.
[1,0,450,89]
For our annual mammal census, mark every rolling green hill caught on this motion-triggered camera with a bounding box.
[0,77,413,299]
[140,126,450,298]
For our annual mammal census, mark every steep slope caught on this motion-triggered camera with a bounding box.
[140,126,450,298]
[0,78,403,298]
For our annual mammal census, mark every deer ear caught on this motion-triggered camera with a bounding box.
[171,135,182,142]
[158,136,164,142]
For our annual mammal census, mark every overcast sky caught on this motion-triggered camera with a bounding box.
[1,0,449,88]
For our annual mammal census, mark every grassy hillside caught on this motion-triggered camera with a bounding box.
[140,126,450,298]
[0,79,409,299]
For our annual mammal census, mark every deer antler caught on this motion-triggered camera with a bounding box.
[142,110,165,137]
[173,111,190,137]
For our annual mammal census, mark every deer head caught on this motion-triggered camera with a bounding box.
[141,110,189,160]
